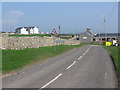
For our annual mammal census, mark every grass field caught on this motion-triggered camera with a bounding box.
[80,43,100,45]
[103,46,119,87]
[2,45,82,74]
[60,37,72,39]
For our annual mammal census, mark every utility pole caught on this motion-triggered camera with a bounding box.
[98,29,100,45]
[103,17,107,42]
[101,15,107,42]
[58,25,61,37]
[10,24,12,33]
[75,29,77,39]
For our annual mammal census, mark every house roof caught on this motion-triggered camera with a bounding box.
[16,27,24,30]
[81,29,93,36]
[94,33,120,37]
[16,26,38,30]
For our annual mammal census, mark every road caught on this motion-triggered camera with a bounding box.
[2,45,117,89]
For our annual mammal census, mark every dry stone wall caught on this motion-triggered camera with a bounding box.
[1,34,80,50]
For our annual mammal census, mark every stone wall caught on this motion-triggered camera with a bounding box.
[1,34,80,50]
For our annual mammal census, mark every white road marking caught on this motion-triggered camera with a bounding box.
[83,53,86,55]
[2,71,26,78]
[2,74,11,78]
[20,72,24,74]
[87,48,89,51]
[85,48,89,52]
[104,73,107,78]
[78,56,82,60]
[41,73,62,88]
[67,61,76,70]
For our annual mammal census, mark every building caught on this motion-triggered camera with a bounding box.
[50,29,58,35]
[92,33,120,44]
[79,28,120,44]
[79,28,94,43]
[93,33,120,42]
[15,26,39,34]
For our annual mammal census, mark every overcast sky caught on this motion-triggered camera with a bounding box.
[2,2,118,34]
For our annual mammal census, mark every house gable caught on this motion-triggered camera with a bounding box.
[15,26,39,34]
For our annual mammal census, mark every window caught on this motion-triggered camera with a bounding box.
[83,37,87,40]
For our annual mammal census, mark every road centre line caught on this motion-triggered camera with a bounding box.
[41,73,62,89]
[83,53,86,56]
[86,48,89,51]
[78,56,82,60]
[104,73,107,79]
[105,73,107,76]
[67,61,76,70]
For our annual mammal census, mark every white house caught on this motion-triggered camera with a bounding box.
[15,26,39,34]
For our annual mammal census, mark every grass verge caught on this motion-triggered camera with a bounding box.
[60,37,72,39]
[80,43,100,45]
[103,46,119,87]
[2,45,82,74]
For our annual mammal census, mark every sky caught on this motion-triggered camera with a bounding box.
[2,2,118,34]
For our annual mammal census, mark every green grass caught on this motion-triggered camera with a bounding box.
[9,34,51,37]
[2,45,82,74]
[80,43,101,45]
[103,46,119,87]
[60,37,72,39]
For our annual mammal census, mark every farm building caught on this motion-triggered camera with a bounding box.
[79,28,94,43]
[92,33,120,44]
[79,28,120,44]
[15,26,39,34]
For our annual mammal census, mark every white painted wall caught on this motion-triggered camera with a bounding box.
[20,28,28,34]
[33,27,39,34]
[29,28,34,34]
[16,27,39,34]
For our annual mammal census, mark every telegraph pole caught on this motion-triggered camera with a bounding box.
[103,17,107,42]
[101,15,107,42]
[10,24,12,33]
[98,29,100,45]
[58,25,61,37]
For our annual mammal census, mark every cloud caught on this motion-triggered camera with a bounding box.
[3,10,24,25]
[2,19,18,25]
[5,10,24,19]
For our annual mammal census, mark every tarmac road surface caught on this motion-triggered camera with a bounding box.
[2,45,117,89]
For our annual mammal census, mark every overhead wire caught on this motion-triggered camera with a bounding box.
[107,2,117,21]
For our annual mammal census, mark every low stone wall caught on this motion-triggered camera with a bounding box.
[1,34,80,50]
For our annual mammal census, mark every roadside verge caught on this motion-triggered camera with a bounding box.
[103,46,119,87]
[2,45,82,75]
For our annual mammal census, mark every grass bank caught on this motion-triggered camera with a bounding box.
[2,45,82,74]
[103,46,119,87]
[80,43,100,45]
[60,37,72,39]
